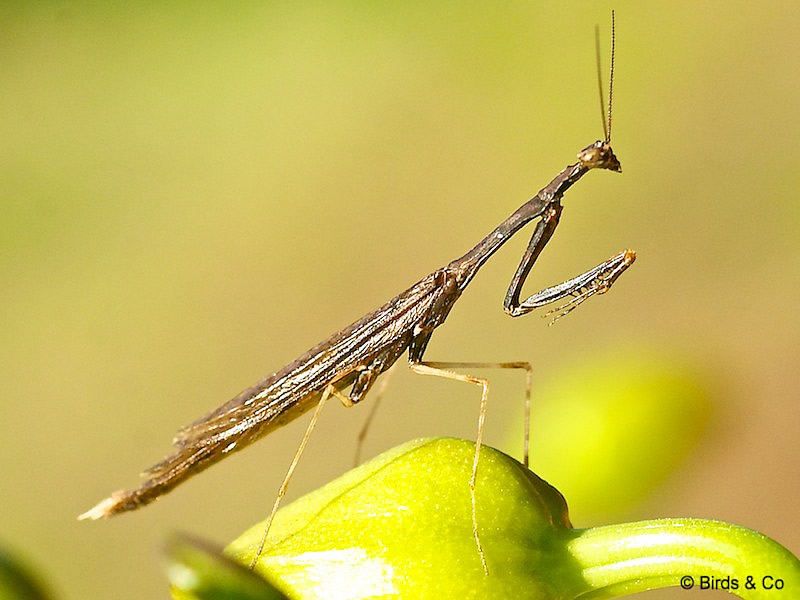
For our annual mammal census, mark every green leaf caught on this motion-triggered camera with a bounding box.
[0,548,52,600]
[166,535,289,600]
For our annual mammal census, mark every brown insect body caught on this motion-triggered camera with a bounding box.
[81,141,626,519]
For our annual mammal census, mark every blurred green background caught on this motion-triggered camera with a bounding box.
[2,2,798,598]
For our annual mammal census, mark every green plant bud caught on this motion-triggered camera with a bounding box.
[188,437,797,599]
[225,438,582,600]
[510,348,712,520]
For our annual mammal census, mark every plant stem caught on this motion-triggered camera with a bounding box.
[565,518,800,599]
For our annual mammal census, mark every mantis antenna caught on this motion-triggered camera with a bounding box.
[596,10,616,143]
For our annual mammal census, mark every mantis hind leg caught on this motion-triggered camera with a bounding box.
[250,364,398,569]
[249,385,333,569]
[408,360,534,576]
[352,362,399,467]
